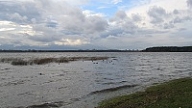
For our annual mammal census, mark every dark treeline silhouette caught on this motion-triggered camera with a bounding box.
[143,46,192,52]
[1,46,192,52]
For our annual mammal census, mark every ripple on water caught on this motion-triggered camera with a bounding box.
[89,84,138,95]
[19,101,64,108]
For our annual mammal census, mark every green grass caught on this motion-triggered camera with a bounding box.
[97,77,192,108]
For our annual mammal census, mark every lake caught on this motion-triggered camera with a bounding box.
[0,52,192,108]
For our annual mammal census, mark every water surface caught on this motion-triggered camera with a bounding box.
[0,52,192,108]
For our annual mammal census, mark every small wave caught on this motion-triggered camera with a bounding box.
[0,79,30,87]
[98,81,128,85]
[24,101,63,108]
[0,68,10,71]
[90,84,138,95]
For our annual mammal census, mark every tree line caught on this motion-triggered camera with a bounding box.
[143,46,192,52]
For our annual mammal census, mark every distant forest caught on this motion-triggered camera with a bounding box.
[143,46,192,52]
[0,46,192,52]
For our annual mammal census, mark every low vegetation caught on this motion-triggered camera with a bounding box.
[0,57,110,66]
[97,77,192,108]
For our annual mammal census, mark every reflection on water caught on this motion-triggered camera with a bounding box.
[0,52,192,108]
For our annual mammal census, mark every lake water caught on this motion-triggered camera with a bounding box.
[0,52,192,108]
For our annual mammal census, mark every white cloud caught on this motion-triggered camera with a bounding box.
[54,38,89,46]
[0,28,15,32]
[62,0,89,6]
[0,0,192,49]
[83,10,105,17]
[112,0,122,4]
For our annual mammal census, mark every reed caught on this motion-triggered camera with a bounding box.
[0,56,110,66]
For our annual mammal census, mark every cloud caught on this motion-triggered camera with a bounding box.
[163,23,174,29]
[109,10,140,36]
[54,38,89,46]
[112,0,122,4]
[131,14,142,22]
[45,16,58,28]
[172,16,192,24]
[35,0,108,34]
[187,0,192,8]
[114,10,127,19]
[148,6,167,24]
[0,1,42,24]
[62,0,89,6]
[0,0,192,49]
[0,28,15,32]
[0,0,110,48]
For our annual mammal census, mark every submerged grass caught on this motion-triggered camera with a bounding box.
[97,77,192,108]
[0,57,110,66]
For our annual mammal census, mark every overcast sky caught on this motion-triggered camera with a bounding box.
[0,0,192,50]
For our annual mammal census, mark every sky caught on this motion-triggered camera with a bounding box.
[0,0,192,50]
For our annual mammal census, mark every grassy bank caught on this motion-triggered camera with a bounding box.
[97,77,192,108]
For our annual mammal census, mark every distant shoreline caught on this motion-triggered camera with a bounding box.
[0,50,140,52]
[0,46,192,52]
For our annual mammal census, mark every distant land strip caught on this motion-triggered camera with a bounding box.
[0,46,192,52]
[143,46,192,52]
[0,49,139,52]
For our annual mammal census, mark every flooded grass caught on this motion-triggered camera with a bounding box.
[97,77,192,108]
[33,58,55,65]
[11,59,29,65]
[0,57,110,66]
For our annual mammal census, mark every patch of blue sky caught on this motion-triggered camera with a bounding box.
[81,0,135,17]
[82,5,118,17]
